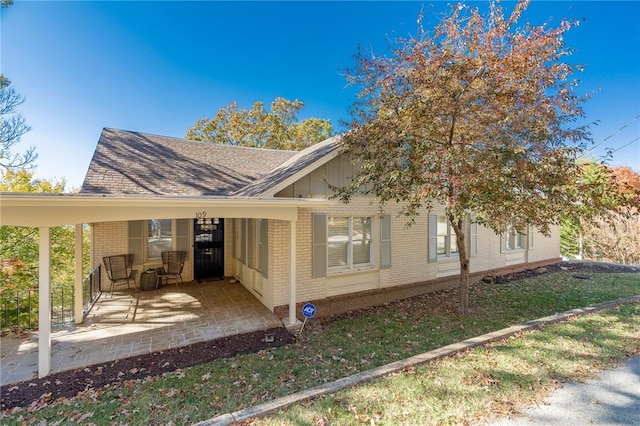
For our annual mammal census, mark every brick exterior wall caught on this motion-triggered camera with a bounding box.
[92,220,194,292]
[269,197,561,318]
[90,200,560,315]
[92,221,128,292]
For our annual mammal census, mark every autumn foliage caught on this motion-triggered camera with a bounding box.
[337,0,592,312]
[186,97,333,151]
[562,163,640,265]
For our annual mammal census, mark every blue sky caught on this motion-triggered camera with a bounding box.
[2,1,639,190]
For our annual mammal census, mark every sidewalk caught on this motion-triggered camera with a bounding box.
[492,355,640,425]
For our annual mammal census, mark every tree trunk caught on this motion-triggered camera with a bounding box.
[451,217,470,314]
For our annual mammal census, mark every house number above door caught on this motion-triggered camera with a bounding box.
[195,211,207,219]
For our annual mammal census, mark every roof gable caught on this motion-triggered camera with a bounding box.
[234,134,343,197]
[80,128,297,196]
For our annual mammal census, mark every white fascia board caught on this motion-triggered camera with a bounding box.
[0,194,335,227]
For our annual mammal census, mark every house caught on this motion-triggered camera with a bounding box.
[84,128,560,317]
[0,127,560,378]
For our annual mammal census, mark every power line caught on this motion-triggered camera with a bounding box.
[589,114,640,152]
[606,136,640,155]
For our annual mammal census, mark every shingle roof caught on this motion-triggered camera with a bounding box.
[234,134,343,197]
[80,128,297,196]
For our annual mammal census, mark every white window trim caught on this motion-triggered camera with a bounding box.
[437,215,459,260]
[145,219,175,262]
[501,226,528,253]
[327,215,375,274]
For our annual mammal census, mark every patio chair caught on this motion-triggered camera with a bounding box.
[103,254,138,297]
[157,251,186,287]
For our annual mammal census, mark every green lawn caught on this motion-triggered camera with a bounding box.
[261,302,640,425]
[1,270,638,425]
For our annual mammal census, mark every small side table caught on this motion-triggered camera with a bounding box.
[140,270,159,291]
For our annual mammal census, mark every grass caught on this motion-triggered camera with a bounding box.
[1,270,639,425]
[261,303,640,425]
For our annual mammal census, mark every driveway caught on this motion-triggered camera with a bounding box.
[492,355,640,425]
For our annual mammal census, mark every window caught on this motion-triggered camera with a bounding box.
[328,216,372,271]
[147,219,172,259]
[436,215,458,258]
[429,214,472,263]
[128,219,189,264]
[503,227,526,251]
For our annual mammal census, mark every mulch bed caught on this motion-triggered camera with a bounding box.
[0,327,293,410]
[1,261,638,410]
[491,261,640,283]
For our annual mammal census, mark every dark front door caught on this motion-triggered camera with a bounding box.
[194,218,224,280]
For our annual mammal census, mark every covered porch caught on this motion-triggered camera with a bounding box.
[1,277,283,386]
[0,193,333,380]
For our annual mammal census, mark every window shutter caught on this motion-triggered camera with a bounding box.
[248,219,254,268]
[380,215,391,269]
[176,219,190,258]
[428,214,437,263]
[470,216,478,258]
[312,214,327,278]
[259,219,268,278]
[128,221,144,264]
[239,219,246,263]
[528,226,534,249]
[231,219,236,259]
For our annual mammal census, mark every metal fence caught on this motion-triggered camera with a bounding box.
[83,265,101,316]
[0,265,101,333]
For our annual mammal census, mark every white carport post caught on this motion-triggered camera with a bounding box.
[38,227,52,378]
[288,220,297,326]
[74,224,84,324]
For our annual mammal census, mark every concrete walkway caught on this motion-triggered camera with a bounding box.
[195,295,640,426]
[0,279,283,386]
[492,356,640,425]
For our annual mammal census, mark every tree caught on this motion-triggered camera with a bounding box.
[560,161,625,260]
[610,166,640,207]
[336,0,592,313]
[0,76,37,170]
[0,170,87,291]
[561,163,640,263]
[186,97,333,150]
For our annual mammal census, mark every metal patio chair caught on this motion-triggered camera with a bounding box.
[103,253,138,297]
[157,250,186,288]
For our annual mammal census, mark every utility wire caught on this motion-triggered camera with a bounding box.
[606,136,639,155]
[589,114,640,151]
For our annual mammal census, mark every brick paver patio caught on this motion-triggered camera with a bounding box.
[0,279,283,386]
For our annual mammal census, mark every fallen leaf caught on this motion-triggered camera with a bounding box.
[77,412,94,422]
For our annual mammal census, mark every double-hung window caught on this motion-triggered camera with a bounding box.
[436,215,458,258]
[128,219,189,264]
[147,219,173,260]
[503,226,526,251]
[328,216,372,271]
[429,213,473,263]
